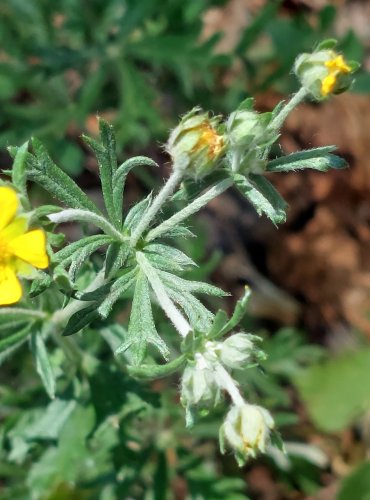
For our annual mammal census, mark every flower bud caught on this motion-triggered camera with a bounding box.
[180,353,218,408]
[219,403,274,463]
[167,107,225,179]
[294,47,357,100]
[217,333,254,369]
[226,109,273,149]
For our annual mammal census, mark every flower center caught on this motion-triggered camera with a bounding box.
[194,123,224,159]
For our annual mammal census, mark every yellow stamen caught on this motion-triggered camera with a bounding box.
[193,123,224,159]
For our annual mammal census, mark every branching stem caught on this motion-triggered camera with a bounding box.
[146,178,232,242]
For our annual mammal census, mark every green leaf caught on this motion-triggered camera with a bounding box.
[55,235,113,267]
[165,287,213,331]
[104,242,122,278]
[338,462,370,500]
[215,287,251,338]
[0,323,34,359]
[29,271,53,297]
[113,156,158,227]
[234,173,287,224]
[83,119,117,225]
[295,347,370,432]
[116,271,169,365]
[98,268,137,319]
[128,354,187,379]
[11,141,29,196]
[31,332,56,399]
[124,193,152,230]
[267,147,347,172]
[157,269,227,297]
[62,304,100,336]
[28,138,101,214]
[145,243,197,270]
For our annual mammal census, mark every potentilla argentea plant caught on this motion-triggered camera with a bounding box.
[0,41,358,465]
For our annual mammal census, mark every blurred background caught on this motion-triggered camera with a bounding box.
[1,0,370,498]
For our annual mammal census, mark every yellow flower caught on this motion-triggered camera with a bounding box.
[321,55,351,97]
[0,186,48,305]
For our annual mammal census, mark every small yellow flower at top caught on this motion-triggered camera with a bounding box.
[0,186,48,305]
[321,55,352,97]
[294,43,358,100]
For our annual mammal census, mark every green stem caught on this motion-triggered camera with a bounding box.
[269,87,308,131]
[146,179,233,242]
[130,169,183,247]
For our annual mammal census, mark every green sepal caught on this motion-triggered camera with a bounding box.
[316,38,337,51]
[127,354,187,380]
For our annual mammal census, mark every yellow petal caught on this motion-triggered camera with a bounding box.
[0,187,19,231]
[0,216,27,241]
[9,229,49,269]
[0,265,22,305]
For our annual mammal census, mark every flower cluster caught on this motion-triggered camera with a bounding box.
[181,333,272,464]
[0,186,48,305]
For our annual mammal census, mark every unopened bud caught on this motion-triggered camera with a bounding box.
[181,354,218,408]
[218,333,254,369]
[294,44,358,100]
[219,403,274,464]
[167,107,225,179]
[227,108,273,149]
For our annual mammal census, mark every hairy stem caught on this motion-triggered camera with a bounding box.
[269,87,308,131]
[130,169,183,247]
[146,178,232,242]
[214,362,245,407]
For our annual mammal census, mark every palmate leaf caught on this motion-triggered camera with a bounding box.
[116,271,169,365]
[234,173,287,225]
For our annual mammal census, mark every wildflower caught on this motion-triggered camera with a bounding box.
[0,186,48,305]
[220,403,274,463]
[167,107,225,178]
[294,46,357,100]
